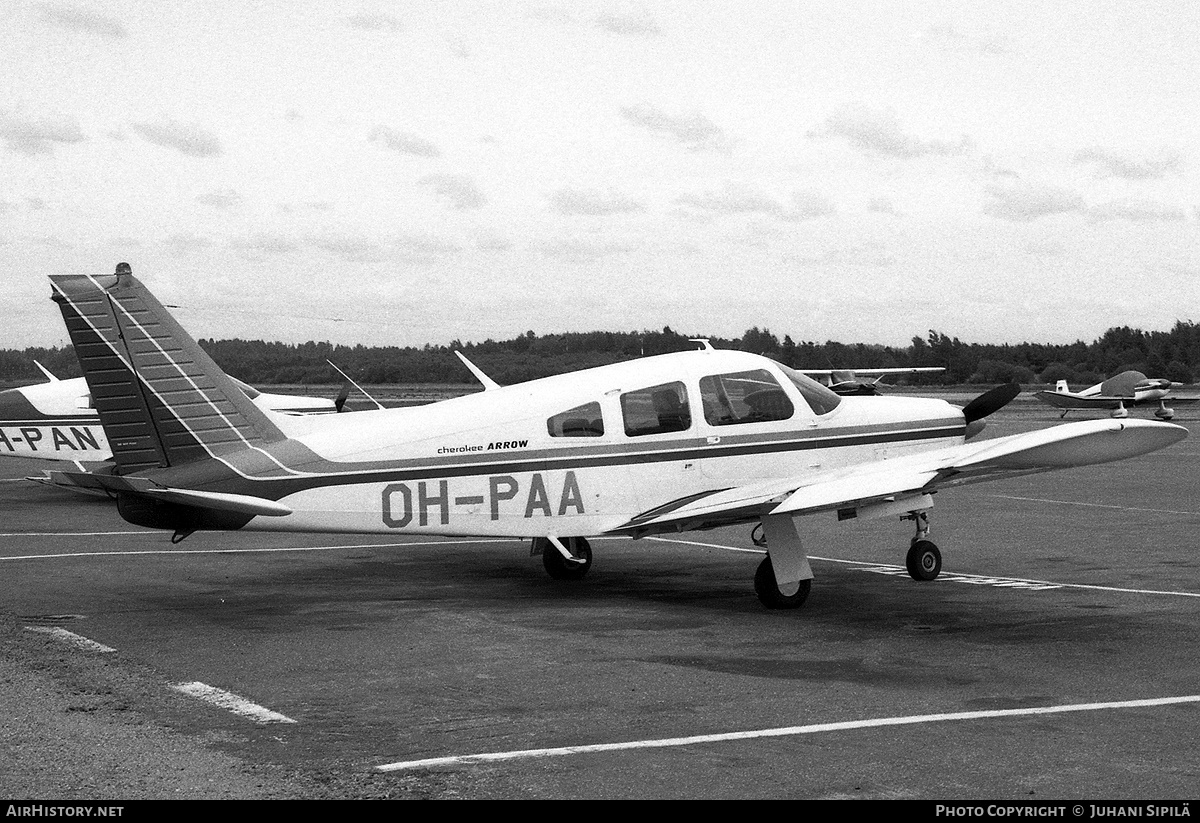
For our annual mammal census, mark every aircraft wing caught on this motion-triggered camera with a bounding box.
[1033,391,1126,410]
[613,418,1186,535]
[802,367,945,378]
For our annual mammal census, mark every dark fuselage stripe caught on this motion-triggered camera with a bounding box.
[191,423,965,500]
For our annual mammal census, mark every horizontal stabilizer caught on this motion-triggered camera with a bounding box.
[137,487,292,517]
[35,469,292,517]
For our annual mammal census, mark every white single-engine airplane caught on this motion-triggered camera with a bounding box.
[0,360,337,464]
[803,367,946,396]
[1034,370,1196,421]
[37,266,1188,610]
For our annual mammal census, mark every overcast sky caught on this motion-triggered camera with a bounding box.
[2,1,1197,351]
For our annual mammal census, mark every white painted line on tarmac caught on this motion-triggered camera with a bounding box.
[173,681,296,724]
[646,536,762,554]
[983,494,1198,516]
[25,626,116,653]
[854,564,1065,590]
[0,531,149,537]
[0,538,508,562]
[852,563,1200,598]
[376,694,1200,771]
[648,537,1200,598]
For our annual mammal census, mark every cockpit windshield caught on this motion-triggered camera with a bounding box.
[771,361,843,415]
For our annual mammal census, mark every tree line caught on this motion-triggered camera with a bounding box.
[2,322,1198,387]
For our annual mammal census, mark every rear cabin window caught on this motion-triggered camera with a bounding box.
[621,382,691,436]
[700,369,794,425]
[547,402,605,437]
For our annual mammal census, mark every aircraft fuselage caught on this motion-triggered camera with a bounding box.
[149,350,967,538]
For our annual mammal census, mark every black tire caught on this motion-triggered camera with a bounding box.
[539,537,592,580]
[754,555,811,610]
[906,540,942,581]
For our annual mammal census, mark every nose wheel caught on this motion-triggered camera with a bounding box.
[902,510,942,581]
[906,540,942,581]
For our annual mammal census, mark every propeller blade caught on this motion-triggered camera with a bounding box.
[334,379,352,413]
[961,382,1021,424]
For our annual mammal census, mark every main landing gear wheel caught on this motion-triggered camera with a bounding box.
[754,555,811,610]
[537,537,593,580]
[906,540,942,581]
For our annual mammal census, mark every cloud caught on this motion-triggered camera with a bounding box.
[675,183,781,215]
[229,233,298,257]
[917,25,1010,56]
[1086,199,1186,224]
[312,235,388,262]
[867,197,898,215]
[1073,147,1182,180]
[35,3,127,40]
[1025,238,1065,257]
[418,174,486,210]
[345,13,403,32]
[982,184,1085,222]
[369,126,440,158]
[475,236,513,252]
[787,190,836,220]
[163,233,215,255]
[0,111,86,156]
[595,10,660,36]
[196,189,241,210]
[621,104,731,153]
[548,187,645,216]
[810,106,971,159]
[804,243,896,268]
[395,234,462,255]
[131,119,222,157]
[540,237,639,261]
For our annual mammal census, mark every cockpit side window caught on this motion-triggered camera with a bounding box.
[547,402,605,437]
[700,369,794,425]
[621,381,691,436]
[773,361,843,415]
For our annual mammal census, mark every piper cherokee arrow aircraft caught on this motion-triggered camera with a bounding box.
[0,359,337,464]
[1033,370,1197,421]
[37,266,1187,610]
[803,367,946,396]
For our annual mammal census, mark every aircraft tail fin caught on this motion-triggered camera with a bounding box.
[49,265,286,475]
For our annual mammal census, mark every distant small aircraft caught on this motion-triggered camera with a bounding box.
[1033,370,1196,420]
[803,367,946,396]
[0,363,337,464]
[35,266,1187,610]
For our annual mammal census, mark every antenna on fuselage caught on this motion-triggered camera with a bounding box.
[454,351,501,390]
[32,360,59,382]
